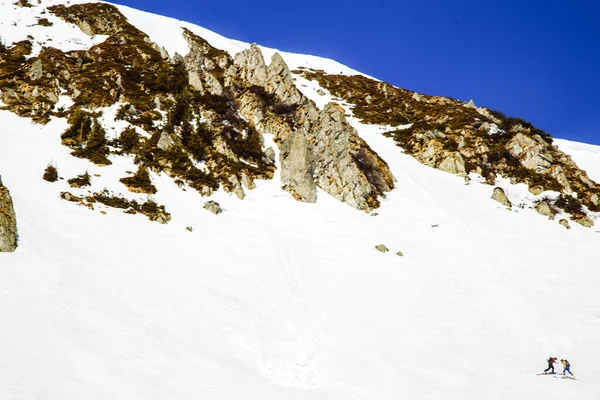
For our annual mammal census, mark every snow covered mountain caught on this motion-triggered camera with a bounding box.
[1,0,600,399]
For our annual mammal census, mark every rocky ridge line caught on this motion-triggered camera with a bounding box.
[297,69,599,226]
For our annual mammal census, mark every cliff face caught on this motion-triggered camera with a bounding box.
[0,179,18,252]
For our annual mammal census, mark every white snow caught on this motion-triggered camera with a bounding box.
[555,138,600,183]
[0,0,109,57]
[1,1,600,399]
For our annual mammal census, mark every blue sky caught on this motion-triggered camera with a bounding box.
[115,0,600,145]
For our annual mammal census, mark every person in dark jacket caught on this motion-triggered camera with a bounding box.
[544,357,557,374]
[561,359,573,376]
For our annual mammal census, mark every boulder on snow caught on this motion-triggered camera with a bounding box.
[535,200,555,219]
[203,200,222,215]
[559,219,571,230]
[491,187,512,208]
[396,251,404,257]
[375,244,389,253]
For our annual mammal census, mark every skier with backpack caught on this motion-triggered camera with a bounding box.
[561,359,573,376]
[544,357,557,374]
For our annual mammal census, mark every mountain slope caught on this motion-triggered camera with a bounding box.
[1,1,600,399]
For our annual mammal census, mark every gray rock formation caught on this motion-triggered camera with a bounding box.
[491,187,512,208]
[182,29,227,96]
[203,200,222,215]
[232,45,395,212]
[280,131,317,202]
[0,183,18,252]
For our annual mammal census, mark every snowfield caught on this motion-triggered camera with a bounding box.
[1,1,600,399]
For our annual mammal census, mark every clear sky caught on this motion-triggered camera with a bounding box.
[114,0,600,145]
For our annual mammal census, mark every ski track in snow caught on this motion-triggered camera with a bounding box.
[1,0,600,399]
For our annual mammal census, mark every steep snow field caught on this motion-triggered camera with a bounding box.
[1,1,600,399]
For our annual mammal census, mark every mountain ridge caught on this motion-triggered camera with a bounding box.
[1,1,600,399]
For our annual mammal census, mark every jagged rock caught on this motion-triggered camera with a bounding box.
[203,200,222,214]
[438,152,467,177]
[375,244,389,253]
[157,132,176,151]
[591,194,599,206]
[227,175,246,200]
[280,131,317,202]
[491,187,511,207]
[412,92,422,102]
[506,133,553,173]
[465,99,476,109]
[182,29,228,96]
[204,72,224,96]
[266,53,305,106]
[575,216,594,228]
[528,185,545,196]
[234,45,394,212]
[234,43,268,87]
[549,165,572,194]
[317,88,326,96]
[310,103,394,211]
[240,172,256,191]
[264,147,276,164]
[559,219,571,229]
[535,201,555,218]
[0,184,18,252]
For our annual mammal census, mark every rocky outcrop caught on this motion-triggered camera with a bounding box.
[506,133,553,173]
[233,46,395,212]
[203,200,222,214]
[491,187,511,208]
[0,181,18,252]
[296,69,600,224]
[182,28,230,96]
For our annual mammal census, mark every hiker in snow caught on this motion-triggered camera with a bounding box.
[561,359,573,376]
[544,357,557,374]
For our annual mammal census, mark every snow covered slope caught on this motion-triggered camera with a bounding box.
[1,1,600,399]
